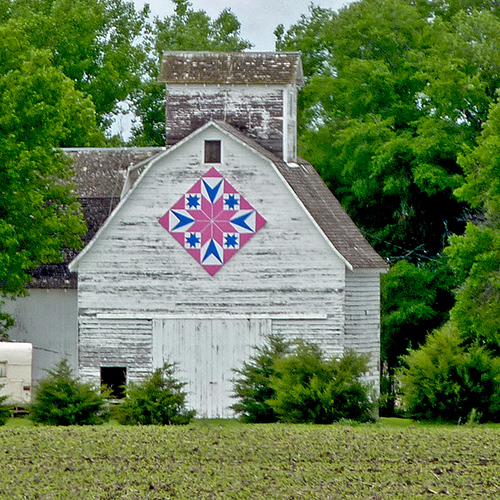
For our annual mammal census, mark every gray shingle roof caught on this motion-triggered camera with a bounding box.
[29,148,163,289]
[214,121,387,270]
[159,52,304,86]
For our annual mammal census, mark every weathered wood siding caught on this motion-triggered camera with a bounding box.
[166,85,285,158]
[271,318,343,358]
[78,318,152,383]
[153,318,269,418]
[4,289,78,381]
[344,269,381,392]
[76,125,346,416]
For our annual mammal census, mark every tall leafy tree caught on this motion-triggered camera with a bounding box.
[130,0,252,146]
[445,99,500,354]
[0,23,95,337]
[277,0,500,261]
[1,0,148,131]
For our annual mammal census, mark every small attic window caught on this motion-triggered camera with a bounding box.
[204,140,221,163]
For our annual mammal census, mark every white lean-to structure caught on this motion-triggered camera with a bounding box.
[6,52,387,417]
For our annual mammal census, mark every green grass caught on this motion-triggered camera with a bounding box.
[1,419,500,499]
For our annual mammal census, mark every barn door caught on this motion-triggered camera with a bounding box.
[152,318,269,418]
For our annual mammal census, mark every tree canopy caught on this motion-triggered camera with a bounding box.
[0,21,97,336]
[1,0,148,132]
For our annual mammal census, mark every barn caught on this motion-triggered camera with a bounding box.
[6,52,387,417]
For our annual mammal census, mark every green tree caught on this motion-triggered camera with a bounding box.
[30,359,110,425]
[2,0,148,131]
[268,343,374,424]
[398,325,500,423]
[0,24,92,335]
[380,259,456,413]
[399,96,500,422]
[231,335,292,423]
[116,363,195,425]
[130,0,251,146]
[444,99,500,354]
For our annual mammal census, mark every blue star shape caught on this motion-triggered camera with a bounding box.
[185,233,201,248]
[224,194,239,209]
[186,194,200,209]
[225,234,238,248]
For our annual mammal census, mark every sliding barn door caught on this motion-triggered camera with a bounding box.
[152,318,270,418]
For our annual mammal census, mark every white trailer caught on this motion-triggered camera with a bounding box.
[0,342,33,406]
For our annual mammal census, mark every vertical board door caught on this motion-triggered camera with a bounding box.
[152,318,270,418]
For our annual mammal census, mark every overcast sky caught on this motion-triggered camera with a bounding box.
[135,0,353,51]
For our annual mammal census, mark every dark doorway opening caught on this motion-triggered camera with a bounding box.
[100,366,126,399]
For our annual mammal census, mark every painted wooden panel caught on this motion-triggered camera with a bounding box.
[76,126,345,322]
[271,318,344,358]
[344,270,381,391]
[166,85,285,157]
[4,289,78,381]
[152,318,270,418]
[78,318,152,383]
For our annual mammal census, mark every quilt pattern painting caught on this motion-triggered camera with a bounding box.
[159,167,266,275]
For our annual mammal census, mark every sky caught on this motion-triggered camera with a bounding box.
[134,0,353,51]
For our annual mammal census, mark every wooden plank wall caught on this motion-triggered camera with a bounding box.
[166,85,285,157]
[152,318,269,418]
[78,318,152,383]
[344,269,381,392]
[76,126,354,408]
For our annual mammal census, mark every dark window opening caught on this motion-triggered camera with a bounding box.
[100,366,126,399]
[204,140,221,163]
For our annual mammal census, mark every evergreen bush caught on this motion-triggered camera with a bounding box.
[232,337,374,424]
[269,342,374,424]
[30,359,110,426]
[231,335,291,422]
[115,363,195,425]
[398,324,500,423]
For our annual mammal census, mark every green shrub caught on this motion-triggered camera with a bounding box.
[269,342,374,424]
[30,359,110,426]
[232,337,374,424]
[115,363,195,425]
[398,324,500,423]
[0,385,11,425]
[231,335,291,422]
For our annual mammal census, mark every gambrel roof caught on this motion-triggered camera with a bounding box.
[68,122,387,274]
[29,148,163,289]
[159,52,304,86]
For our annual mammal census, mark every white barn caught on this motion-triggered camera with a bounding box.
[7,52,387,417]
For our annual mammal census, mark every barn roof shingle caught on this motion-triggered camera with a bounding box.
[213,121,387,270]
[159,52,304,86]
[29,148,163,289]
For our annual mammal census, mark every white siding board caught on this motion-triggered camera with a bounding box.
[76,127,345,320]
[78,318,152,383]
[153,318,269,418]
[271,318,344,359]
[5,290,78,381]
[344,270,381,391]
